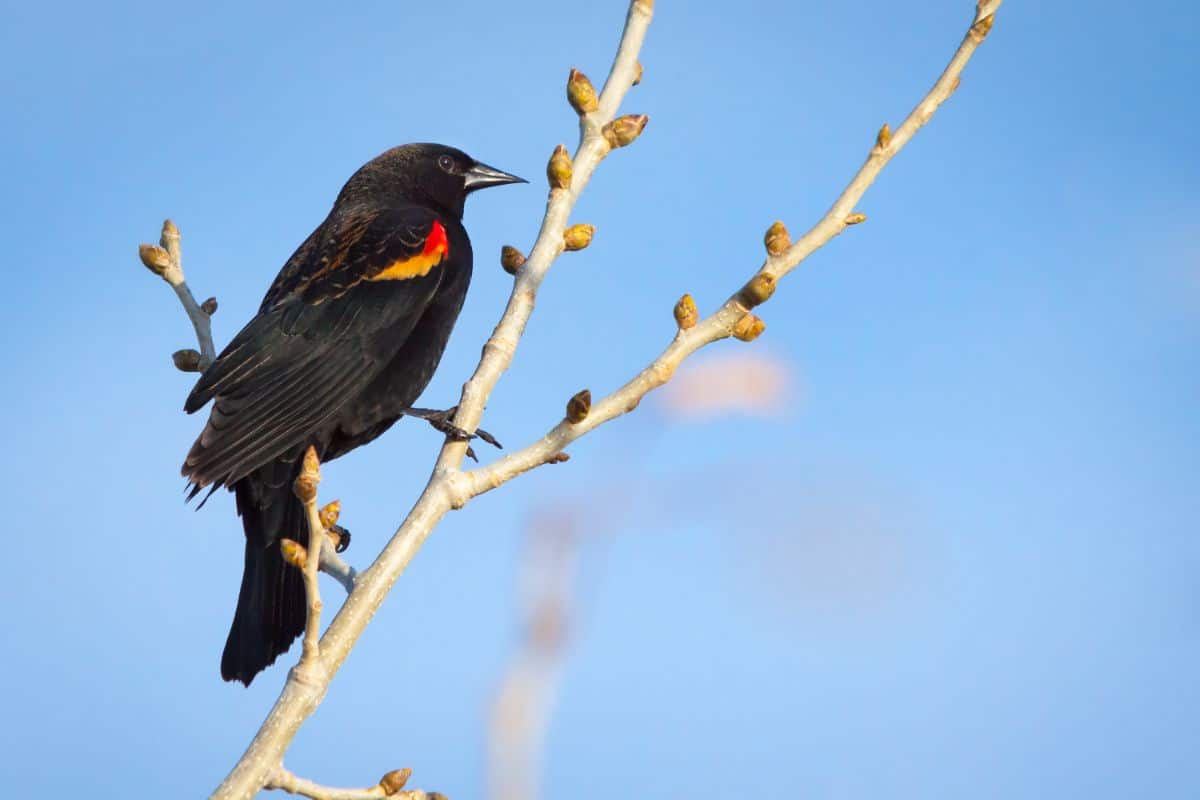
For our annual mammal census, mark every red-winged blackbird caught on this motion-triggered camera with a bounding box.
[182,144,524,686]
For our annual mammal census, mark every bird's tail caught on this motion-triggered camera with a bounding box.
[221,470,308,686]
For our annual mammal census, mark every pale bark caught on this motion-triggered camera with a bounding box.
[266,765,431,800]
[139,218,217,371]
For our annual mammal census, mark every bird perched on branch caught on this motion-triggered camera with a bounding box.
[181,144,524,685]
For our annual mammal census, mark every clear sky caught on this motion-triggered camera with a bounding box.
[2,1,1197,797]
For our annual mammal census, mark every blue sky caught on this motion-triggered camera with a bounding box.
[2,1,1197,797]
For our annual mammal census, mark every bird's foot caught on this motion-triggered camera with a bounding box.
[403,406,503,462]
[329,524,351,554]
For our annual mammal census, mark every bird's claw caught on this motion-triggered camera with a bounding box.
[330,524,351,554]
[403,406,503,461]
[473,427,502,449]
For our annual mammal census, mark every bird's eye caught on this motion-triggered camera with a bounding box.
[437,155,455,173]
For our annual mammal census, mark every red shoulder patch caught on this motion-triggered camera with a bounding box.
[370,220,451,282]
[424,221,450,258]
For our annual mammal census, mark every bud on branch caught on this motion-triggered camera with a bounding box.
[739,273,777,308]
[379,768,412,795]
[732,313,766,342]
[602,114,649,148]
[280,539,307,570]
[673,293,698,330]
[294,446,321,504]
[500,245,526,275]
[563,224,595,252]
[172,349,204,372]
[566,389,592,424]
[547,144,573,190]
[319,500,341,530]
[567,68,599,115]
[971,14,996,39]
[875,123,893,150]
[764,221,791,256]
[138,244,171,276]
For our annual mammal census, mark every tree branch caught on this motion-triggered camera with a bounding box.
[436,0,655,475]
[449,0,1003,501]
[292,447,326,673]
[138,219,217,372]
[318,543,358,594]
[266,765,437,800]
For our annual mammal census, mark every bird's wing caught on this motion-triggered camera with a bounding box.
[182,206,455,490]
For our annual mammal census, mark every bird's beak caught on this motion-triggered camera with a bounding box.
[463,161,527,192]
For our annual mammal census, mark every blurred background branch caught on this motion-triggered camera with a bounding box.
[488,510,579,800]
[484,350,793,799]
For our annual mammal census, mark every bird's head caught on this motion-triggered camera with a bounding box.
[338,143,526,218]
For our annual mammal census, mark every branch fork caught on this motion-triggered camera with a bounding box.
[446,0,1004,504]
[138,218,216,371]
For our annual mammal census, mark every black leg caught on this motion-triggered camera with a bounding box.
[403,406,503,461]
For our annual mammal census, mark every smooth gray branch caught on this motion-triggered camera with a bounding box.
[449,0,1004,501]
[138,219,217,371]
[319,545,358,594]
[267,765,433,800]
[292,447,326,676]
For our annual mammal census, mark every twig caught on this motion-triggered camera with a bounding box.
[448,0,1003,501]
[435,0,654,474]
[285,494,357,595]
[266,765,435,800]
[138,219,217,371]
[319,544,358,594]
[292,447,325,673]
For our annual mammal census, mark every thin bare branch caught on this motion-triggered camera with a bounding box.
[294,447,325,673]
[319,545,357,594]
[284,523,357,594]
[433,0,654,476]
[139,219,217,371]
[449,0,1003,502]
[266,765,434,800]
[316,500,358,592]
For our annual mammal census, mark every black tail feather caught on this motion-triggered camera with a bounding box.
[221,472,308,686]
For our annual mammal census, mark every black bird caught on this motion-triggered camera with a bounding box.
[182,144,524,685]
